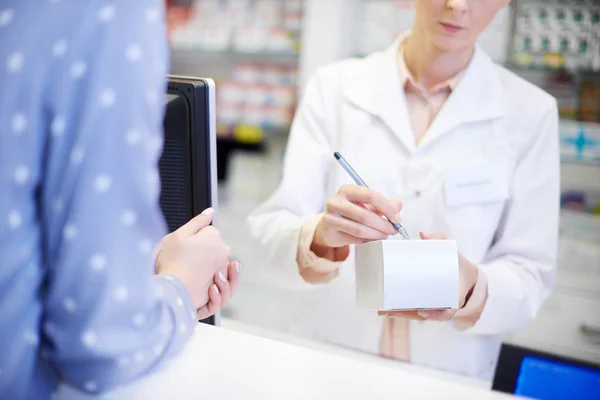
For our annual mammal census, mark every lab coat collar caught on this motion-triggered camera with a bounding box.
[343,36,506,154]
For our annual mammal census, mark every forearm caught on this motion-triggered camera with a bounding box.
[52,275,196,392]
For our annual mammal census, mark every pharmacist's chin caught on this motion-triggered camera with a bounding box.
[430,33,473,54]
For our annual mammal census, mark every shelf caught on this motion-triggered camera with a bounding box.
[561,158,600,167]
[170,47,300,65]
[504,62,600,76]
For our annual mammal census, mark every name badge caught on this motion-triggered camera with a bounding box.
[443,162,509,208]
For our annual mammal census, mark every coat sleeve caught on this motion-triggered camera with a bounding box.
[246,68,341,291]
[457,99,560,335]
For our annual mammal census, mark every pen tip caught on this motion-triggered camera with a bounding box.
[334,152,341,160]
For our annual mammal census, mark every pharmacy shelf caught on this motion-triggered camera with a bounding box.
[561,158,600,167]
[171,47,300,65]
[504,62,600,75]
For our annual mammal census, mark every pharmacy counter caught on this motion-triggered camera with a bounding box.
[58,320,519,399]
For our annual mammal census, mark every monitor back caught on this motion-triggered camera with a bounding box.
[160,76,218,325]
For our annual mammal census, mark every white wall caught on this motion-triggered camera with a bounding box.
[297,0,360,95]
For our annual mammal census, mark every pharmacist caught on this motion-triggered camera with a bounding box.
[247,0,559,381]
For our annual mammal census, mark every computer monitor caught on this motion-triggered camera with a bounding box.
[492,343,600,400]
[160,75,218,326]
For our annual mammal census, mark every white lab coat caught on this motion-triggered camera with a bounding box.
[247,38,560,381]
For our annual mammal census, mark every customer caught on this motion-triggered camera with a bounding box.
[0,1,239,399]
[248,0,559,380]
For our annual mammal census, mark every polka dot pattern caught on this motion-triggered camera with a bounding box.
[114,286,128,302]
[0,8,14,26]
[70,147,84,166]
[84,381,97,392]
[7,52,23,73]
[139,239,152,255]
[99,88,116,108]
[125,129,142,146]
[132,313,147,328]
[121,210,137,227]
[94,174,112,193]
[90,254,107,271]
[7,210,22,230]
[81,331,97,347]
[70,60,87,80]
[23,331,39,346]
[12,113,27,134]
[51,116,66,136]
[64,297,77,313]
[14,165,29,185]
[125,44,142,62]
[97,5,115,22]
[63,223,78,240]
[53,40,68,58]
[0,3,197,397]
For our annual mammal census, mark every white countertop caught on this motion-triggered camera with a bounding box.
[59,319,519,399]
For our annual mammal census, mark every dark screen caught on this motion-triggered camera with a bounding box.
[160,93,193,233]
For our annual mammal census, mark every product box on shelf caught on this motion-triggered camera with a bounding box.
[560,119,600,164]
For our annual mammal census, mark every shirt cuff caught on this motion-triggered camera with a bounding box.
[296,213,344,274]
[452,266,488,331]
[154,274,198,325]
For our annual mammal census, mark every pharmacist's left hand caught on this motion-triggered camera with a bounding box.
[377,232,478,322]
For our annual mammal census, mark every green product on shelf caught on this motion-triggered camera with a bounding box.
[579,39,588,55]
[561,37,569,52]
[542,37,550,52]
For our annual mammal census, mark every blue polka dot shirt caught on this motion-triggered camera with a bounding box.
[0,1,197,398]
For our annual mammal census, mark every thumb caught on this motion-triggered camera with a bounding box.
[420,232,446,240]
[178,208,215,236]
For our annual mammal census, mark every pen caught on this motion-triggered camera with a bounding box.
[333,152,410,240]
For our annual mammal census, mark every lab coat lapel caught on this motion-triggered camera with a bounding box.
[419,48,505,150]
[343,38,418,155]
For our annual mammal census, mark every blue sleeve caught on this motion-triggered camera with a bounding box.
[40,1,197,393]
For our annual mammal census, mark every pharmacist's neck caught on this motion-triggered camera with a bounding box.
[403,33,474,90]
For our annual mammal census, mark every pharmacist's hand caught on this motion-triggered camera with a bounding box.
[197,260,241,320]
[312,185,403,252]
[377,232,478,322]
[156,208,231,310]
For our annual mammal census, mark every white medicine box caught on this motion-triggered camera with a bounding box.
[355,239,459,311]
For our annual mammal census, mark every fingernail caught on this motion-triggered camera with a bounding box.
[218,271,227,283]
[201,207,215,216]
[235,261,241,272]
[212,284,219,294]
[418,311,429,318]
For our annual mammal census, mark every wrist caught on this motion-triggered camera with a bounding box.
[310,223,349,261]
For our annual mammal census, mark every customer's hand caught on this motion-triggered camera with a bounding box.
[377,232,479,322]
[156,208,231,310]
[197,260,241,320]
